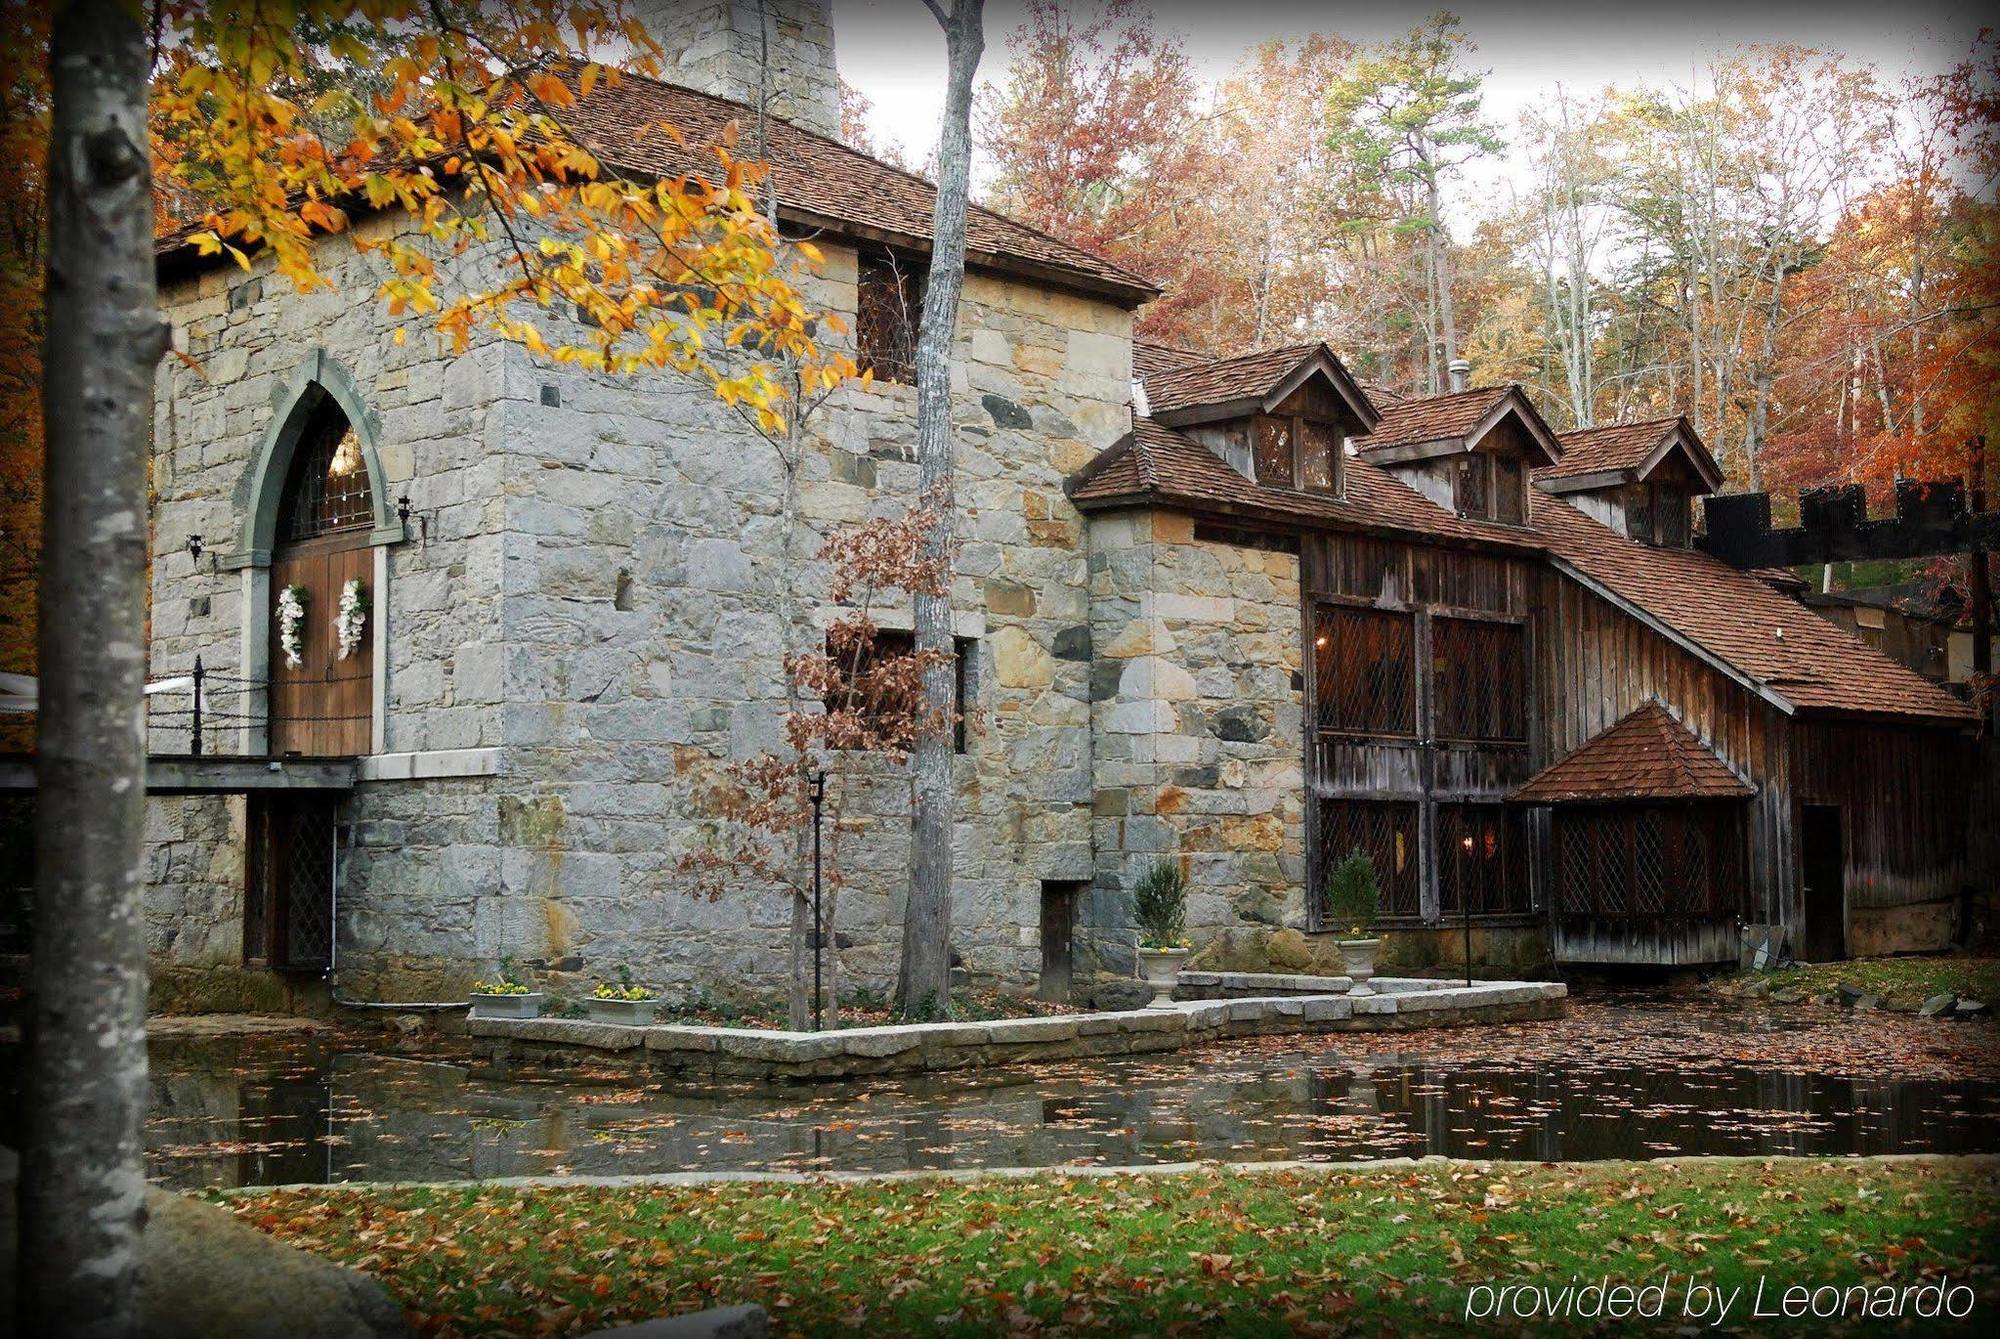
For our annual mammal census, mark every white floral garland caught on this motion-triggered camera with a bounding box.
[277,584,309,669]
[336,578,369,661]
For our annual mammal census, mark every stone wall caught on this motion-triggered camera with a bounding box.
[476,245,1129,1004]
[142,214,1133,1010]
[1086,512,1307,989]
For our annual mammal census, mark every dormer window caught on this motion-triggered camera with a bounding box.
[1253,413,1342,494]
[1453,450,1530,526]
[1625,483,1693,547]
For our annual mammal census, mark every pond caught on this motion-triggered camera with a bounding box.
[123,998,2000,1190]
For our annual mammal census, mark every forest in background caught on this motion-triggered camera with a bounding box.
[904,0,1999,506]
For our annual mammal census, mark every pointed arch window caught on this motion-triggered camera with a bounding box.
[278,397,373,541]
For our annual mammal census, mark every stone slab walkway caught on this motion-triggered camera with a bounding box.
[467,978,1567,1084]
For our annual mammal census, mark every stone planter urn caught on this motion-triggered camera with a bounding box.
[1135,947,1190,1008]
[1337,939,1382,997]
[469,991,543,1020]
[586,997,660,1026]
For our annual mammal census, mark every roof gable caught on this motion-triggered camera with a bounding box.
[1539,417,1724,494]
[1509,703,1755,803]
[1141,343,1379,432]
[1354,385,1563,467]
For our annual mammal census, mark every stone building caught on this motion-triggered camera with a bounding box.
[45,0,1975,1012]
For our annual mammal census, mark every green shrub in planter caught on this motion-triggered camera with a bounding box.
[1323,849,1380,939]
[1133,859,1189,950]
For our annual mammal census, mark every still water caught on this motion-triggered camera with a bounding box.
[134,1000,2000,1190]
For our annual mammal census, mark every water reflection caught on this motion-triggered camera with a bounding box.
[135,1026,2000,1190]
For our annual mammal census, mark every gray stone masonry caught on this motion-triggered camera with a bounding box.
[144,209,1133,1009]
[1084,514,1305,990]
[468,978,1570,1082]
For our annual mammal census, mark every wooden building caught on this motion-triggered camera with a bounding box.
[1071,346,1979,969]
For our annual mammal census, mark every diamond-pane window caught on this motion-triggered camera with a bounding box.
[1438,803,1530,915]
[1313,604,1416,736]
[1431,617,1527,742]
[1316,799,1420,919]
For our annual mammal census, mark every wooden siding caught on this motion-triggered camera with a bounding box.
[1302,528,1973,965]
[1304,535,1539,928]
[1530,564,1786,964]
[1792,719,1973,921]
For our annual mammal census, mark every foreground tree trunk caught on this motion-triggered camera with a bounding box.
[20,3,166,1333]
[899,0,983,1019]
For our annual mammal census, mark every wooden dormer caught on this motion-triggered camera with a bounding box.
[1135,343,1378,500]
[1349,384,1564,529]
[1536,418,1723,549]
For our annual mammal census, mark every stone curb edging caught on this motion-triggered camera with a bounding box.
[466,979,1568,1083]
[215,1151,2000,1197]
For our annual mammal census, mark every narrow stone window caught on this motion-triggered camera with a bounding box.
[854,250,924,384]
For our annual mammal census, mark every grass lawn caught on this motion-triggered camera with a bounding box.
[222,1157,2000,1336]
[1755,955,2000,1010]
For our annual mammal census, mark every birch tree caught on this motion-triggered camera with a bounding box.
[900,0,983,1019]
[22,2,163,1330]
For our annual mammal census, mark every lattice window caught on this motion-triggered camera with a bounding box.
[1557,816,1593,916]
[1313,604,1416,736]
[1431,617,1527,742]
[1438,803,1531,915]
[1254,415,1296,487]
[279,400,372,541]
[1627,484,1654,543]
[283,803,335,969]
[1494,455,1525,524]
[1552,804,1745,920]
[855,251,923,384]
[1316,799,1420,919]
[1300,419,1341,494]
[1658,490,1691,547]
[1634,809,1668,914]
[1454,453,1489,517]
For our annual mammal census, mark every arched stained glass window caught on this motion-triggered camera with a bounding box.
[277,396,373,541]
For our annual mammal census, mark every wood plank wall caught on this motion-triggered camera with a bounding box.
[1792,719,1973,916]
[1530,565,1794,933]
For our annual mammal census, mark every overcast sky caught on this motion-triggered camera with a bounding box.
[835,0,1990,176]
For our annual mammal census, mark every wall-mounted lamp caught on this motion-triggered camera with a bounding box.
[185,533,215,572]
[397,493,428,547]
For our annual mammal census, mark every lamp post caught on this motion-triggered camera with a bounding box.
[1459,832,1475,987]
[809,768,827,1032]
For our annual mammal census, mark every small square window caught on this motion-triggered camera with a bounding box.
[1300,420,1341,493]
[1254,415,1296,487]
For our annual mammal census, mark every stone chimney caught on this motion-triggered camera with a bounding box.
[635,0,840,140]
[1448,358,1471,393]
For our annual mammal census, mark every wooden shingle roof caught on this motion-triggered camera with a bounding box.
[1509,704,1755,803]
[1352,385,1515,450]
[161,65,1158,306]
[1076,342,1974,726]
[1539,417,1724,493]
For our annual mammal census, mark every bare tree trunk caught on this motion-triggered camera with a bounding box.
[900,0,983,1019]
[21,3,167,1333]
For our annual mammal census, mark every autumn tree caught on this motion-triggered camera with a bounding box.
[979,0,1219,342]
[901,0,983,1019]
[1325,12,1502,394]
[680,503,956,1027]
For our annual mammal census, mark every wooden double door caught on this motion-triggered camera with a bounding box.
[269,533,372,757]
